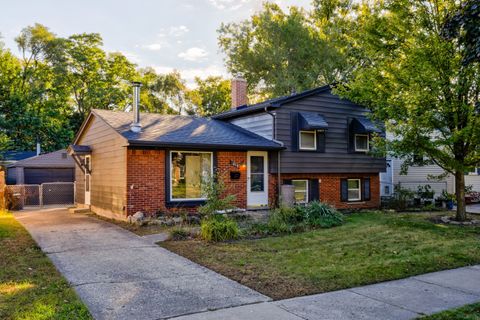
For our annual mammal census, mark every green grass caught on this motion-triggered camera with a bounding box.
[420,302,480,319]
[162,212,480,300]
[0,211,91,319]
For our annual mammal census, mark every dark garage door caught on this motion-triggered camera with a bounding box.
[24,168,75,185]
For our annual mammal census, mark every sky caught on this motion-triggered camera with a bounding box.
[0,0,311,87]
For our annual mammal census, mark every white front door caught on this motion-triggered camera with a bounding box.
[84,155,91,205]
[247,151,268,207]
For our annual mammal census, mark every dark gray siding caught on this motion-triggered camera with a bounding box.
[273,91,386,174]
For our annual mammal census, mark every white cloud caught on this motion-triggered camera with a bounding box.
[123,52,142,64]
[158,25,190,38]
[208,0,250,10]
[142,43,163,51]
[178,47,209,61]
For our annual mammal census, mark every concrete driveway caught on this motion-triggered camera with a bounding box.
[15,208,268,320]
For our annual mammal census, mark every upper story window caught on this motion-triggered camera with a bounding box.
[299,130,316,150]
[170,151,213,201]
[354,134,369,152]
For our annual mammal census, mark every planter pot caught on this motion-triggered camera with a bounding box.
[446,200,454,210]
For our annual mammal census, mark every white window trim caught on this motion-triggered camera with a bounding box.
[169,151,213,202]
[299,130,316,150]
[354,134,369,152]
[292,179,309,204]
[347,178,361,201]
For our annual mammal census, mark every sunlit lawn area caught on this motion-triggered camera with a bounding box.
[0,211,91,319]
[162,212,480,300]
[420,302,480,319]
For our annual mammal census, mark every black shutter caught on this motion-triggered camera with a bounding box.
[309,179,320,202]
[291,112,299,151]
[477,167,480,175]
[283,179,292,185]
[340,179,348,202]
[317,131,326,153]
[362,178,371,201]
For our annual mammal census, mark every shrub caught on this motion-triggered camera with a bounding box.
[198,173,236,218]
[298,201,344,228]
[169,227,190,241]
[200,216,239,242]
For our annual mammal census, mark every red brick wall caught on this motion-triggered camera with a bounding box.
[216,151,247,209]
[126,149,166,216]
[272,173,380,209]
[126,149,249,216]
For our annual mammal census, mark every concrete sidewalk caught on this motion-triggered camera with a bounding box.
[173,266,480,320]
[15,208,268,320]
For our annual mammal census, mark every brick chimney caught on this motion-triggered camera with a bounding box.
[231,77,248,109]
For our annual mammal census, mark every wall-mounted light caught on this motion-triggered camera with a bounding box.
[230,160,246,169]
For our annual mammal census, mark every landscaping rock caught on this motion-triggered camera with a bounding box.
[440,216,450,224]
[128,211,145,225]
[172,217,183,224]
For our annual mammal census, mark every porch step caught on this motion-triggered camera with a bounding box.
[69,207,91,214]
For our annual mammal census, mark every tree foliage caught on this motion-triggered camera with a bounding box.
[189,76,231,116]
[218,1,352,99]
[0,24,197,152]
[336,0,480,220]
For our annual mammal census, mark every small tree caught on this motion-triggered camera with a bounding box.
[198,171,236,218]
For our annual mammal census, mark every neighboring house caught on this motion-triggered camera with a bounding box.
[0,151,37,167]
[69,80,386,220]
[6,150,75,185]
[380,159,480,198]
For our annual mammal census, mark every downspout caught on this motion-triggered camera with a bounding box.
[265,106,282,206]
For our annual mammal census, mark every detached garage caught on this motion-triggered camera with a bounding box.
[7,150,75,185]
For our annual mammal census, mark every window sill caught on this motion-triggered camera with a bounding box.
[166,200,206,208]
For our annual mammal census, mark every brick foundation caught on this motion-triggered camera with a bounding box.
[272,173,380,209]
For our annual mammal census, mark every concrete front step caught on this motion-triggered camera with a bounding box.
[68,207,91,214]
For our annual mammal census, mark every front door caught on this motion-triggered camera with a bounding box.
[84,155,91,205]
[247,151,268,208]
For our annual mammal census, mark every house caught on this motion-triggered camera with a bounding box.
[0,151,37,167]
[69,80,386,220]
[6,150,75,185]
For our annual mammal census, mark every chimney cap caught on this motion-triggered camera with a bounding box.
[131,81,142,87]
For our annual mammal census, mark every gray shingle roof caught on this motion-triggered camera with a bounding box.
[212,85,332,120]
[8,150,74,168]
[93,109,283,150]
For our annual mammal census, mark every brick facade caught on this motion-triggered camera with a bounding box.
[125,148,380,217]
[126,149,249,216]
[272,173,380,209]
[216,151,247,209]
[231,78,248,108]
[126,149,166,216]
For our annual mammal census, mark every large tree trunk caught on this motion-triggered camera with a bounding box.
[455,171,467,221]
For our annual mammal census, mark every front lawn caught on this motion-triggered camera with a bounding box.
[420,302,480,319]
[162,212,480,300]
[0,211,91,319]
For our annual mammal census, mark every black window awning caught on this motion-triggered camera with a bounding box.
[351,117,382,133]
[298,112,328,130]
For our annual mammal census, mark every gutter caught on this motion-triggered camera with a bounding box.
[264,106,282,205]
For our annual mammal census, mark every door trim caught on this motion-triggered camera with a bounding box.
[84,155,91,205]
[247,151,269,208]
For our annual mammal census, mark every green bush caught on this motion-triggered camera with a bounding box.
[200,216,239,242]
[169,227,190,241]
[198,173,236,218]
[297,201,344,228]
